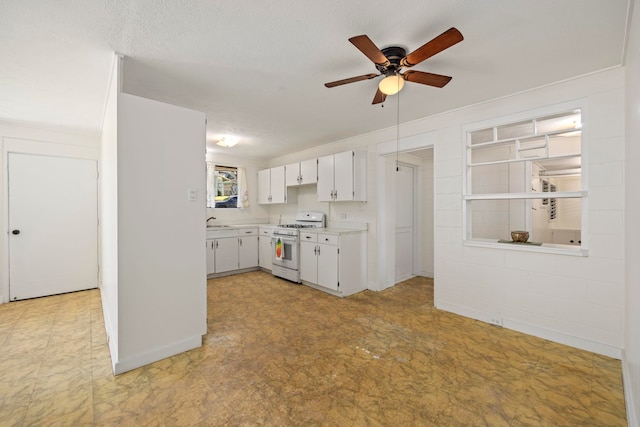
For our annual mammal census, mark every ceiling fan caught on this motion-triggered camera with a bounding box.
[324,27,463,104]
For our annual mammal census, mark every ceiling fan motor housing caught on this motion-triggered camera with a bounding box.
[377,46,407,76]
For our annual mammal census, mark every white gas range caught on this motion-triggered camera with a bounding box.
[271,212,325,283]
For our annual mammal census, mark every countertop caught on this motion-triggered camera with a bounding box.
[207,224,366,234]
[301,227,365,235]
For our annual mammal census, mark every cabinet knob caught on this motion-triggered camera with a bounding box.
[12,229,20,235]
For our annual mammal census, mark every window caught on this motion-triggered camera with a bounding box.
[207,164,238,208]
[464,108,585,252]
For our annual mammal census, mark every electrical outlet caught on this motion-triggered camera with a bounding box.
[339,213,347,219]
[489,317,503,327]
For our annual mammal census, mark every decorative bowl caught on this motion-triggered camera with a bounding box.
[511,230,529,243]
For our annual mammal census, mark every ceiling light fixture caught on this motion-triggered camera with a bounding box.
[216,136,238,148]
[379,74,405,95]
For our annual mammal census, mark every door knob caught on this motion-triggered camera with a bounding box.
[12,229,20,235]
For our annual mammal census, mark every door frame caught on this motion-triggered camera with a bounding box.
[375,132,436,292]
[1,136,100,304]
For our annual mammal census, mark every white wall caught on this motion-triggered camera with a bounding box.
[624,0,640,424]
[0,123,100,304]
[434,79,625,358]
[113,92,207,374]
[98,54,207,374]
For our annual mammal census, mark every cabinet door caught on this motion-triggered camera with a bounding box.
[317,243,339,290]
[257,169,271,204]
[215,237,239,273]
[270,165,286,203]
[317,155,334,202]
[258,235,273,270]
[299,158,317,185]
[206,239,216,275]
[299,241,318,284]
[239,236,258,269]
[285,163,300,186]
[333,151,354,201]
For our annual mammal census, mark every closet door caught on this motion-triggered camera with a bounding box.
[8,153,98,300]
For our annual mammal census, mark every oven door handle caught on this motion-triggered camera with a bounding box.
[272,235,298,242]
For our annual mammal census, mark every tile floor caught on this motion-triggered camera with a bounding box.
[0,271,627,426]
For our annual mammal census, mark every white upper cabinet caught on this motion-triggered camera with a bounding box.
[258,166,286,204]
[317,155,335,202]
[257,169,271,204]
[286,158,317,186]
[317,150,366,202]
[285,163,299,187]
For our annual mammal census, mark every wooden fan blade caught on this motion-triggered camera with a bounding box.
[349,35,391,67]
[403,70,452,88]
[325,73,379,88]
[372,88,387,104]
[400,27,463,68]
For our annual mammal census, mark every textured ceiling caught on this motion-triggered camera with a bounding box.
[0,0,631,160]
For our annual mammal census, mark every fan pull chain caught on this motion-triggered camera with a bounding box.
[396,77,400,172]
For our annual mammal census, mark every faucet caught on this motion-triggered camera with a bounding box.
[206,216,217,223]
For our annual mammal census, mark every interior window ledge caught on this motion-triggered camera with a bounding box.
[464,239,588,256]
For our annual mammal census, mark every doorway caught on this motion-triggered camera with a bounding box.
[383,147,434,287]
[8,153,98,301]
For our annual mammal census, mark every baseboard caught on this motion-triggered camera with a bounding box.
[622,351,637,427]
[113,335,202,375]
[436,302,622,359]
[207,266,260,279]
[99,290,117,373]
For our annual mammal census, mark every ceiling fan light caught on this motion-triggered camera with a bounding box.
[378,75,404,95]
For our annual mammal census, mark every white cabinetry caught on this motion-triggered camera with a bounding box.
[300,233,339,291]
[206,239,216,275]
[258,226,274,270]
[317,150,366,202]
[206,227,259,276]
[258,166,286,204]
[238,228,258,269]
[299,230,366,297]
[286,158,317,186]
[214,237,239,273]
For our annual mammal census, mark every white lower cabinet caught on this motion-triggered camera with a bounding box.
[300,237,338,291]
[299,230,366,296]
[206,227,259,276]
[215,237,239,273]
[206,239,216,275]
[239,235,258,269]
[258,226,274,270]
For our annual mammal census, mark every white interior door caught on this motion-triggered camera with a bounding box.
[8,153,98,301]
[395,163,415,283]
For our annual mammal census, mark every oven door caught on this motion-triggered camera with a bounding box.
[271,235,298,270]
